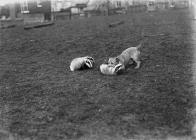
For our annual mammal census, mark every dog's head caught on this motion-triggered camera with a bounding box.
[108,57,120,65]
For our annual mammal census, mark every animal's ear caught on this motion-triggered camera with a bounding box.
[115,58,120,63]
[86,56,94,61]
[104,59,107,64]
[104,57,110,64]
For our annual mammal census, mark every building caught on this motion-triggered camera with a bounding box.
[0,2,21,20]
[70,3,87,15]
[156,0,169,10]
[18,0,51,24]
[51,0,89,19]
[147,0,156,11]
[173,0,189,8]
[51,0,72,12]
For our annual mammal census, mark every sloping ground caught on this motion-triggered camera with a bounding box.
[0,9,195,140]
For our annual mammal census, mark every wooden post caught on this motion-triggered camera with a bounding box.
[0,6,1,17]
[106,0,110,16]
[69,8,72,20]
[9,3,16,20]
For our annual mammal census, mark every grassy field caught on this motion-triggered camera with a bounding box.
[0,9,195,140]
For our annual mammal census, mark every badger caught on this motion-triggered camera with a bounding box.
[100,63,125,75]
[70,56,95,71]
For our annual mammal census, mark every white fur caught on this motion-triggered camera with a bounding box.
[100,64,116,75]
[100,63,125,75]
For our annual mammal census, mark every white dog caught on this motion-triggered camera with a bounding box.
[70,56,94,71]
[100,63,125,75]
[108,42,142,69]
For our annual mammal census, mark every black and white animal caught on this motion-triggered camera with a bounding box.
[70,56,95,71]
[108,42,142,69]
[100,63,125,75]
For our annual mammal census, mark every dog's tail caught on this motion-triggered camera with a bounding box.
[136,41,143,49]
[136,29,146,49]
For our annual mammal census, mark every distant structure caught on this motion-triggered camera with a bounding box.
[0,2,20,20]
[156,0,169,10]
[172,0,189,8]
[0,0,90,23]
[51,0,72,12]
[70,3,87,16]
[19,0,52,24]
[192,0,196,19]
[147,0,156,11]
[0,0,191,24]
[51,0,89,19]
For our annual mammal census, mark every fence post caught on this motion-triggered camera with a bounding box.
[9,3,16,20]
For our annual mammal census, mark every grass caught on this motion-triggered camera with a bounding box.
[0,9,195,140]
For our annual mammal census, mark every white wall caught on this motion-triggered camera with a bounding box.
[51,0,72,12]
[71,7,79,14]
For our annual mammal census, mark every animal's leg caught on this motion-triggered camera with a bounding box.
[134,60,141,69]
[133,51,141,69]
[128,58,134,65]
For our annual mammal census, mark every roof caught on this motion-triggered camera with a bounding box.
[75,3,87,8]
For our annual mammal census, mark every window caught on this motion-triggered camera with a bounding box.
[117,1,121,7]
[20,0,29,13]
